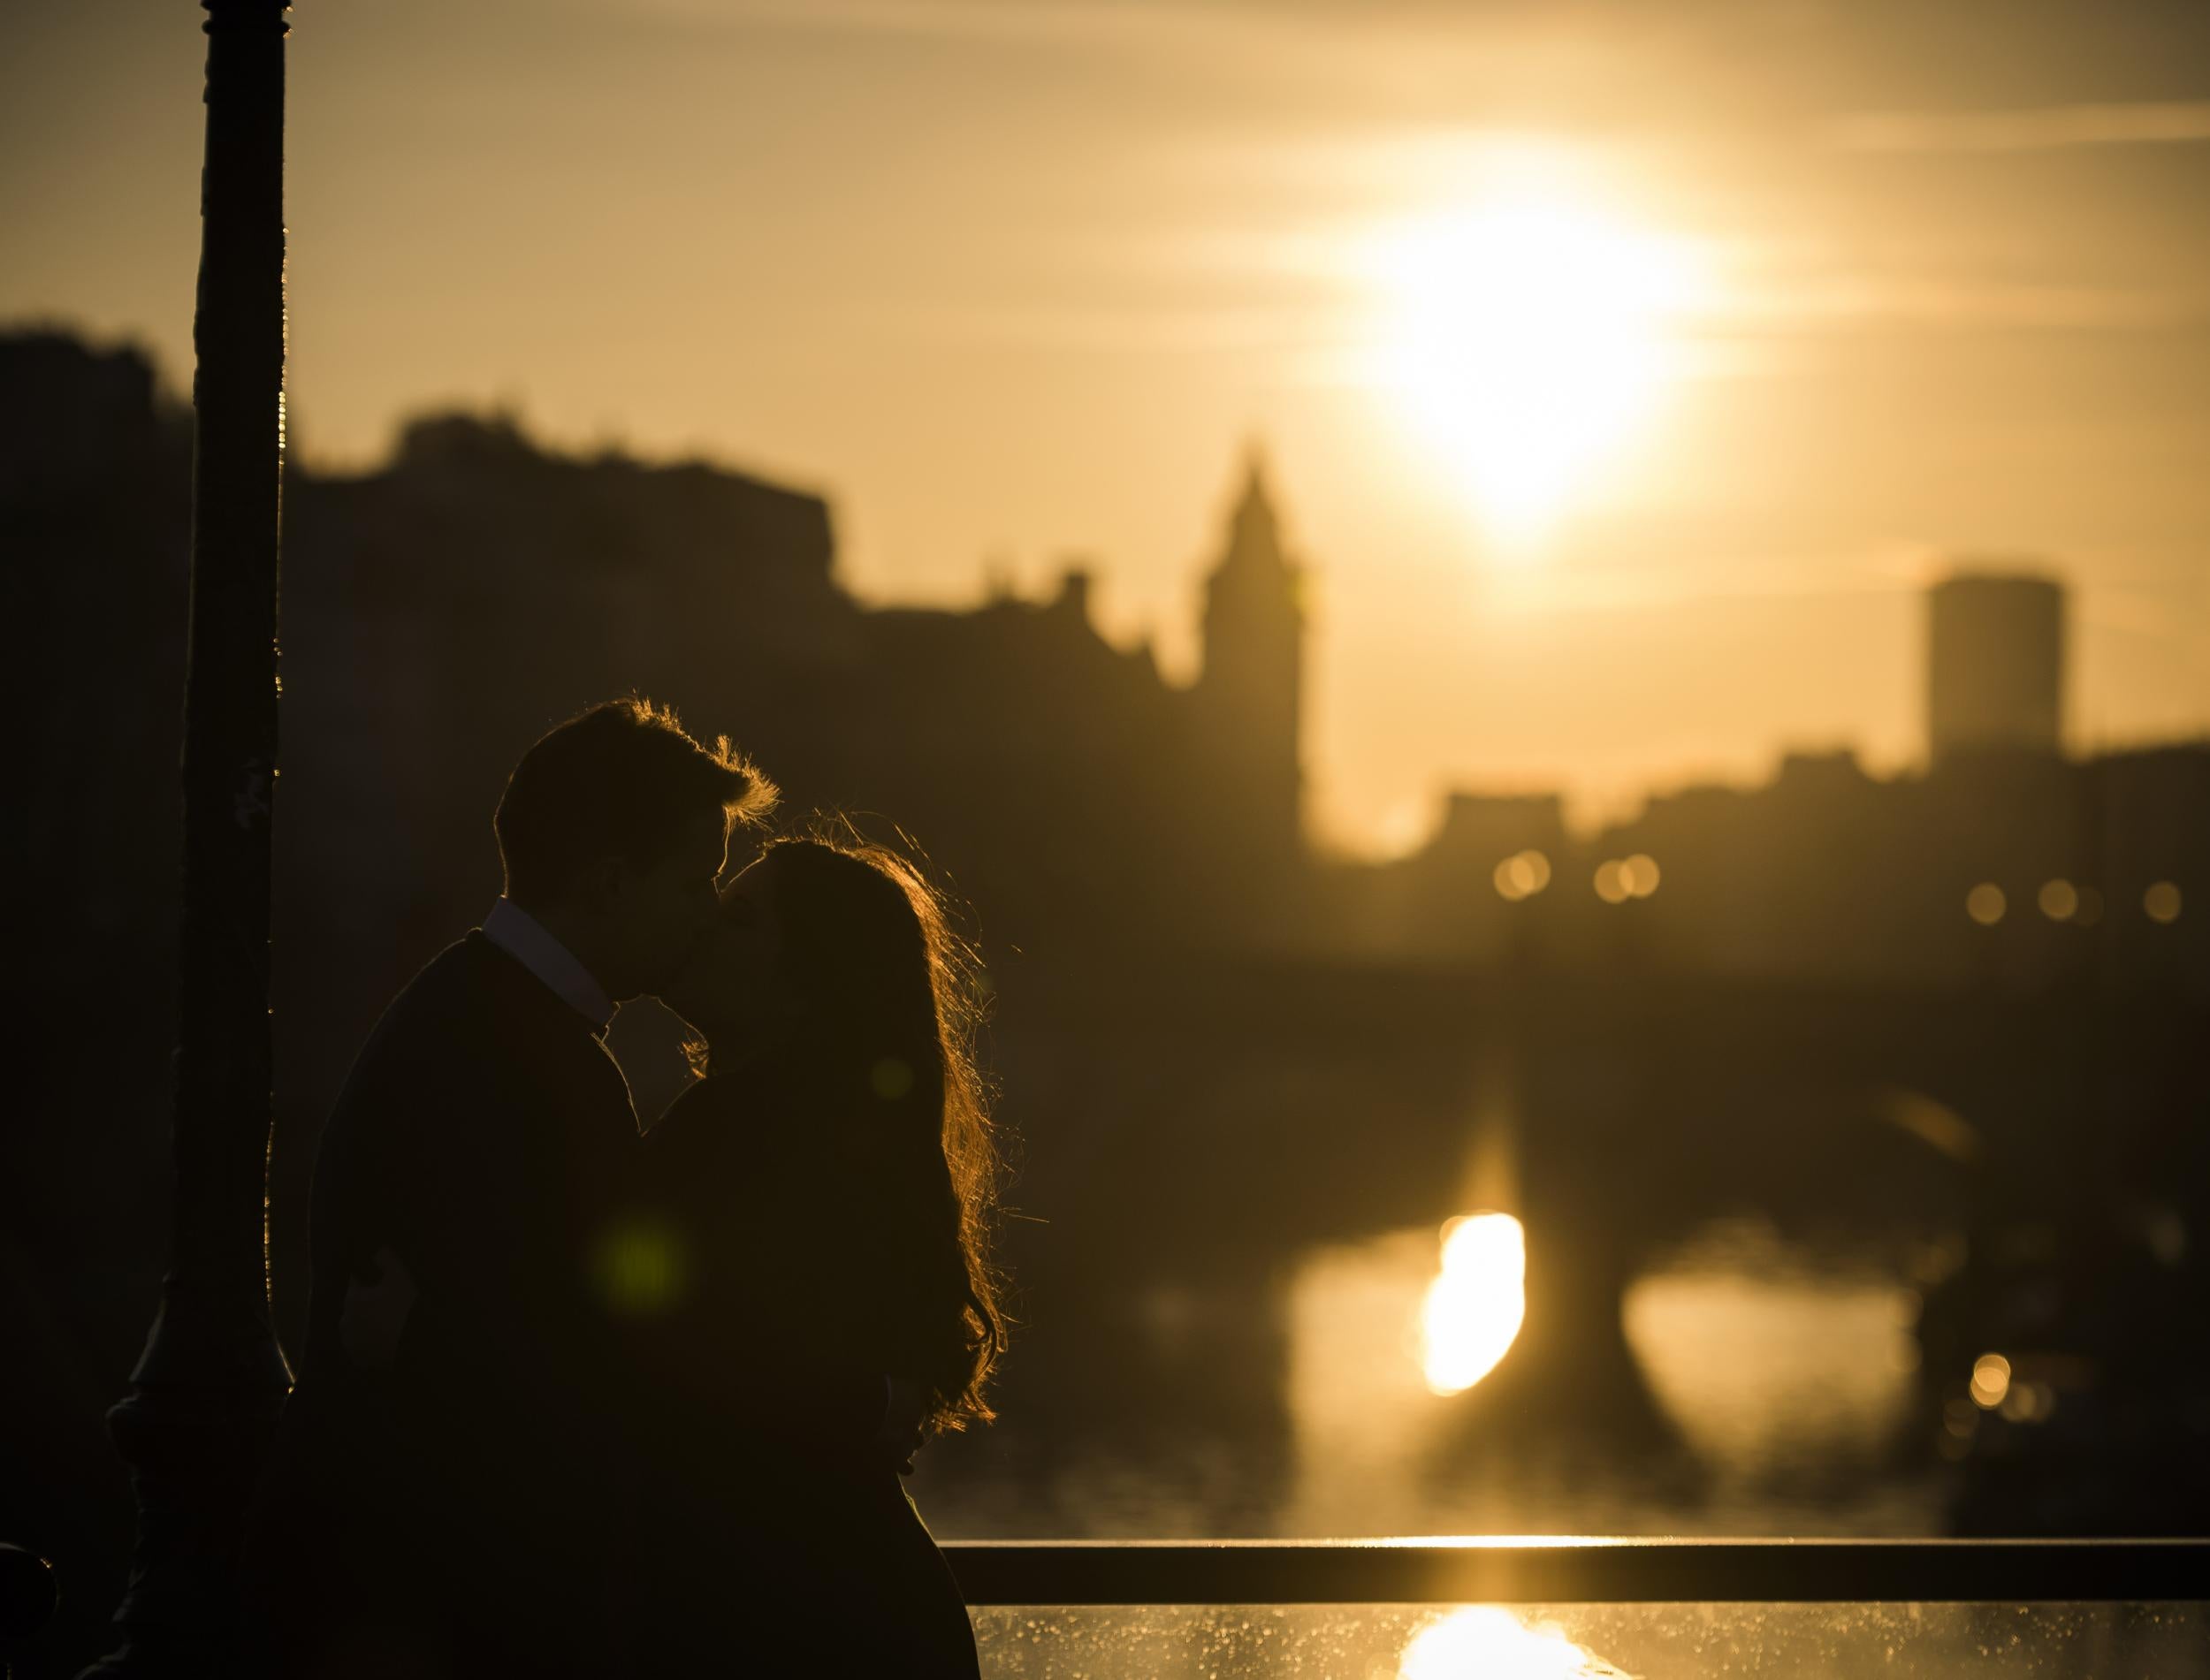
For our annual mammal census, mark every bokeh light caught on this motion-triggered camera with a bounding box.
[1621,854,1660,899]
[1965,883,2006,925]
[1593,861,1631,904]
[2145,881,2183,924]
[1493,849,1553,901]
[2038,879,2077,921]
[1970,1351,2013,1410]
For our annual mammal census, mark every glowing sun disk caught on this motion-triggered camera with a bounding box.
[1368,193,1705,548]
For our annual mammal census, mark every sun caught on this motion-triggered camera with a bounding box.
[1363,186,1706,551]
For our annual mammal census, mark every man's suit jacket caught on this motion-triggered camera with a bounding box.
[255,931,640,1673]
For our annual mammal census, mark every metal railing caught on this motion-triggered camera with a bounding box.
[941,1538,2210,1605]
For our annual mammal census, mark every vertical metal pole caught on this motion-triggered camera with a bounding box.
[88,3,293,1673]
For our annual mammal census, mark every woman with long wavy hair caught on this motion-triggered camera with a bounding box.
[634,825,1009,1674]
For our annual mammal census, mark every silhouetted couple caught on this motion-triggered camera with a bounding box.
[248,698,1007,1676]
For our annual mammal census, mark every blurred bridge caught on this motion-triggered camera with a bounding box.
[988,955,2205,1440]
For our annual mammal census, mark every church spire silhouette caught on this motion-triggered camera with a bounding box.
[1221,440,1287,577]
[1198,442,1306,863]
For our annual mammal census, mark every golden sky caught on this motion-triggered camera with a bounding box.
[7,0,2208,850]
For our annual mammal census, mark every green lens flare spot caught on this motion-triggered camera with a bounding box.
[594,1219,685,1314]
[871,1056,915,1100]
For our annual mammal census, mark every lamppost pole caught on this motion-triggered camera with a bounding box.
[90,2,293,1672]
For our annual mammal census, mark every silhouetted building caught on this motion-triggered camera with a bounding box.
[1926,569,2065,762]
[1194,452,1307,869]
[17,327,2206,1009]
[1319,793,1569,964]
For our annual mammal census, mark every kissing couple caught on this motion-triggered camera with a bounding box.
[248,697,1007,1676]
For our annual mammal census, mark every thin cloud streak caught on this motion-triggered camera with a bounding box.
[2079,588,2210,652]
[865,299,1330,356]
[610,0,1515,102]
[1726,277,2210,333]
[622,0,1329,56]
[1833,102,2210,155]
[1523,554,1928,620]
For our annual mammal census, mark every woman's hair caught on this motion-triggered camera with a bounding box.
[756,823,1010,1433]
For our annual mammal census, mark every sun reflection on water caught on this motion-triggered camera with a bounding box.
[1286,1214,1938,1535]
[1421,1212,1528,1395]
[1400,1607,1627,1679]
[1622,1220,1922,1482]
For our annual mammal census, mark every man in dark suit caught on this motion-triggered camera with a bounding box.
[251,696,774,1676]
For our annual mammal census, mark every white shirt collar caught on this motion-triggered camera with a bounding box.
[483,898,616,1032]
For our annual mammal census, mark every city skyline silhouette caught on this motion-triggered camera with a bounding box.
[10,0,2210,853]
[19,323,2206,863]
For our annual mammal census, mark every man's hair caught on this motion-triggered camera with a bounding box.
[494,697,774,906]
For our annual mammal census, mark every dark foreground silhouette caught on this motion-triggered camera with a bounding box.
[244,702,1003,1675]
[629,834,1009,1677]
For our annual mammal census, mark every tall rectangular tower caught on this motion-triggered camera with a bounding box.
[1926,568,2065,762]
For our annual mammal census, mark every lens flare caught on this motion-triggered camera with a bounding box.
[592,1218,686,1315]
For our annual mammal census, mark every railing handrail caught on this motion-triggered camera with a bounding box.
[939,1538,2210,1604]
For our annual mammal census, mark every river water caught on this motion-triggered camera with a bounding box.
[918,1214,1950,1542]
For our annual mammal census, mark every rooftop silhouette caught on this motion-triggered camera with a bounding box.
[10,327,2203,1000]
